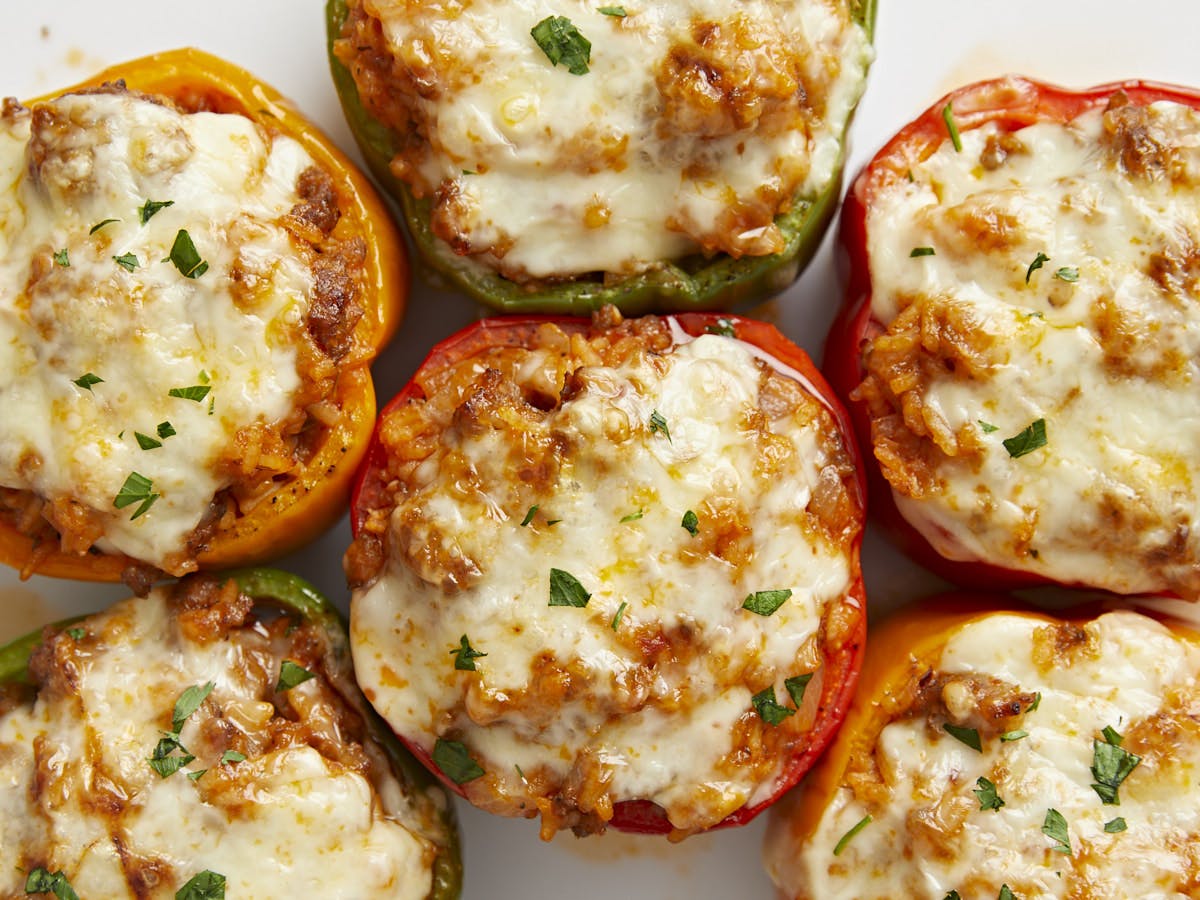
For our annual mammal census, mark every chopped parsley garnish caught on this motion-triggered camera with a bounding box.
[168,229,210,278]
[157,421,176,439]
[24,868,80,900]
[135,431,162,450]
[276,659,316,692]
[832,814,871,856]
[705,318,736,337]
[784,673,813,707]
[1002,418,1047,459]
[66,627,86,641]
[741,589,792,616]
[531,16,592,75]
[549,568,591,607]
[521,504,539,526]
[138,198,175,224]
[977,420,999,433]
[172,681,215,733]
[1029,691,1042,711]
[1091,725,1141,805]
[187,769,207,781]
[620,508,644,523]
[113,252,140,272]
[942,722,982,752]
[1042,807,1071,854]
[450,634,487,671]
[999,887,1016,900]
[175,869,226,900]
[1053,266,1079,283]
[220,750,246,765]
[52,248,69,267]
[1026,251,1050,283]
[910,246,936,257]
[942,103,963,152]
[681,510,699,536]
[169,384,212,402]
[974,776,1005,811]
[432,738,486,784]
[751,686,794,726]
[648,410,671,441]
[610,601,628,631]
[943,893,961,900]
[113,471,159,520]
[73,372,103,391]
[1104,816,1127,833]
[1000,729,1029,742]
[149,734,196,778]
[598,5,626,15]
[89,218,120,234]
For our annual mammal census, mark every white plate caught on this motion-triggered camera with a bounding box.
[3,2,1199,897]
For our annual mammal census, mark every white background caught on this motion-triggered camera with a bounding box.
[3,2,1200,897]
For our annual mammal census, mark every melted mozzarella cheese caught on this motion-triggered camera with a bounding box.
[352,331,858,833]
[359,0,872,278]
[863,95,1200,596]
[767,611,1200,900]
[0,589,436,898]
[0,92,316,569]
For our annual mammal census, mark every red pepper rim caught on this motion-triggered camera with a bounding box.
[825,75,1200,595]
[350,312,867,834]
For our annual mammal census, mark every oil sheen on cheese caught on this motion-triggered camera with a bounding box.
[0,92,316,569]
[352,331,858,833]
[0,589,434,898]
[863,93,1200,596]
[361,0,872,278]
[766,611,1200,899]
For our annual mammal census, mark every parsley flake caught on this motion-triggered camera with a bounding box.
[53,248,70,267]
[113,252,140,272]
[276,660,316,692]
[598,5,626,15]
[910,246,936,257]
[1042,808,1071,854]
[742,589,792,616]
[113,471,159,519]
[1091,726,1141,805]
[187,769,207,782]
[157,421,176,440]
[73,372,103,391]
[620,508,644,523]
[1054,266,1079,283]
[149,734,196,778]
[705,318,736,337]
[784,673,813,708]
[135,431,162,450]
[549,568,591,607]
[175,869,226,900]
[610,600,628,631]
[169,384,212,403]
[171,682,214,734]
[66,627,86,641]
[832,814,872,856]
[138,198,175,224]
[24,868,80,900]
[1003,418,1047,458]
[999,887,1016,900]
[220,750,246,765]
[942,103,963,152]
[1029,692,1042,711]
[89,218,120,234]
[1026,251,1050,283]
[942,722,982,752]
[1000,729,1029,742]
[168,229,209,278]
[520,505,539,526]
[648,410,671,441]
[432,738,486,784]
[974,776,1005,811]
[450,634,487,671]
[751,686,794,727]
[978,420,999,433]
[531,16,592,75]
[1104,816,1127,833]
[944,893,962,900]
[681,510,699,536]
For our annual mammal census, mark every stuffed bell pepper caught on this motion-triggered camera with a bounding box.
[0,568,460,899]
[826,76,1200,598]
[0,49,406,592]
[765,597,1200,899]
[346,307,867,838]
[326,0,875,314]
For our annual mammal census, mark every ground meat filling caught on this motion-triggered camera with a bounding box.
[0,87,367,591]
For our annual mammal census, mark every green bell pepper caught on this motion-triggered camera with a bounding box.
[325,0,876,315]
[0,568,462,900]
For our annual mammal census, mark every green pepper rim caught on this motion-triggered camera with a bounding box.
[0,569,463,900]
[325,0,877,315]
